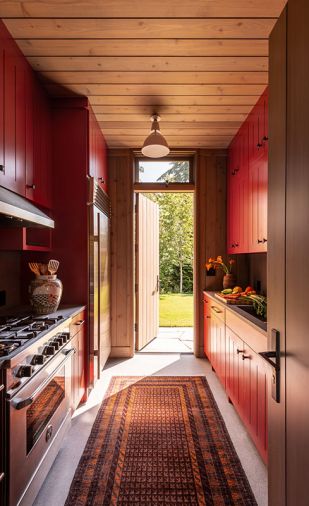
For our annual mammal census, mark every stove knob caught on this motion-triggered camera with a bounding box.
[16,365,34,378]
[31,354,45,365]
[59,332,70,343]
[43,345,55,356]
[55,335,64,346]
[48,341,59,351]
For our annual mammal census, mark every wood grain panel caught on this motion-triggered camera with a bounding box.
[136,194,159,351]
[45,83,266,96]
[28,56,268,72]
[195,150,227,357]
[89,96,260,106]
[99,121,242,129]
[91,105,253,115]
[4,18,276,39]
[0,0,287,18]
[109,150,134,357]
[107,139,230,148]
[39,71,268,85]
[15,39,270,57]
[96,113,247,122]
[268,7,287,505]
[286,0,309,503]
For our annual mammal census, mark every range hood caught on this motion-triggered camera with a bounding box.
[0,186,55,228]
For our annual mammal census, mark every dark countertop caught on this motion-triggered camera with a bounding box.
[204,291,267,335]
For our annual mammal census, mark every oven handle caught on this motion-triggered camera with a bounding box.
[11,348,76,411]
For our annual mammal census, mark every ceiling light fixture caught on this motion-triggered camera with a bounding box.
[141,114,170,158]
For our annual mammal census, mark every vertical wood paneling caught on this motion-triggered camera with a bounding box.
[109,150,134,357]
[286,0,309,503]
[136,194,159,350]
[195,150,227,357]
[268,7,287,506]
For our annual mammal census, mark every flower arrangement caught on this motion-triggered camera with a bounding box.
[206,256,235,275]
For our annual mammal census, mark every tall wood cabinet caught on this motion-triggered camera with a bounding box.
[268,2,309,504]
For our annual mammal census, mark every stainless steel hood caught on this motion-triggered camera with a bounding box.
[0,186,55,228]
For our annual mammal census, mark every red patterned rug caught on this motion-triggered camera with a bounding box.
[65,376,256,505]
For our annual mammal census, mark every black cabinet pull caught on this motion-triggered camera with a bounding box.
[236,348,245,354]
[0,165,5,174]
[257,142,263,149]
[257,239,263,244]
[26,184,36,190]
[263,238,267,243]
[262,136,269,142]
[242,354,250,360]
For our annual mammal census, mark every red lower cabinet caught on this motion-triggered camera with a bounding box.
[205,293,268,463]
[203,294,211,359]
[70,312,86,410]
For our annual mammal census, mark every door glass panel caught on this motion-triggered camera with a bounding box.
[26,367,65,453]
[137,160,191,183]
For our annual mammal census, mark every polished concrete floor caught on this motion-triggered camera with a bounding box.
[34,354,267,506]
[140,327,194,352]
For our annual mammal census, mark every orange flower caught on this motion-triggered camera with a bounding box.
[216,256,223,263]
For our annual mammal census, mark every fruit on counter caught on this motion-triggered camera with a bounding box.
[221,288,233,295]
[232,286,243,294]
[241,286,257,296]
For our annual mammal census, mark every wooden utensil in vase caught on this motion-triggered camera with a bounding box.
[48,259,60,275]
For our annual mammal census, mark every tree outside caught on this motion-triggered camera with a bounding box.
[144,191,193,294]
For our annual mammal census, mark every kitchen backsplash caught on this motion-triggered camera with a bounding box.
[248,253,267,295]
[0,251,21,309]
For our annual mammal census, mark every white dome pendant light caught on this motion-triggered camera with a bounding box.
[141,114,170,158]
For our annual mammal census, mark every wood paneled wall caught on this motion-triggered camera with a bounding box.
[108,150,135,357]
[195,150,227,356]
[108,148,227,358]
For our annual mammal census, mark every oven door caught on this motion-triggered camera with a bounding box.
[7,347,74,506]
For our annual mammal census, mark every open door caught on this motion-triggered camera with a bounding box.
[135,194,159,351]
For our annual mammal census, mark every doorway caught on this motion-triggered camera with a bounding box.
[134,160,195,353]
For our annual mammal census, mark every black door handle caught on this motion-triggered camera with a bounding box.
[259,329,280,403]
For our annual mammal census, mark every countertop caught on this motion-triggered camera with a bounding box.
[204,291,267,336]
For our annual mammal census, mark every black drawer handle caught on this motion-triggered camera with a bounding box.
[75,320,85,326]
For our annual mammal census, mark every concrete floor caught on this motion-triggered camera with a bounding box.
[34,354,267,506]
[140,327,194,352]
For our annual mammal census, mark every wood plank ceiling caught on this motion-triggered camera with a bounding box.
[0,1,287,149]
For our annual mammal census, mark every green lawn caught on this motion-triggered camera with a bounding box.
[159,293,193,327]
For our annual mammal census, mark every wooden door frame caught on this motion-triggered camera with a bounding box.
[133,155,197,354]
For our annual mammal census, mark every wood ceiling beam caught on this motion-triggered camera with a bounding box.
[0,0,287,18]
[45,83,266,96]
[15,39,269,57]
[99,121,242,129]
[39,71,268,85]
[88,95,260,106]
[95,113,248,122]
[29,56,268,72]
[4,18,276,39]
[91,105,253,114]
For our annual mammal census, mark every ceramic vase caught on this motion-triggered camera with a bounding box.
[223,274,236,290]
[29,275,63,315]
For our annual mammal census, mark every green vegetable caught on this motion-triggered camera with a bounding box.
[221,288,233,295]
[241,294,267,319]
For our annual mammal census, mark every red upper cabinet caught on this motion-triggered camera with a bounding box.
[88,107,108,193]
[227,122,249,254]
[0,20,52,209]
[227,87,268,254]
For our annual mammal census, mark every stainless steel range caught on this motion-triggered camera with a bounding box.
[0,310,80,506]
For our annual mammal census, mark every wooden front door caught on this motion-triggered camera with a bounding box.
[135,194,159,351]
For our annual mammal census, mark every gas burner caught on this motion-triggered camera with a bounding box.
[0,332,16,340]
[0,341,20,356]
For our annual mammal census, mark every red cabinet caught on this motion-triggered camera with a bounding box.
[203,293,211,359]
[227,123,249,254]
[70,311,86,410]
[89,107,108,193]
[0,21,52,209]
[227,87,268,254]
[209,303,226,388]
[225,322,268,463]
[205,293,268,463]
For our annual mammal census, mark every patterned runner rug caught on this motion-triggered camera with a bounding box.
[65,376,256,505]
